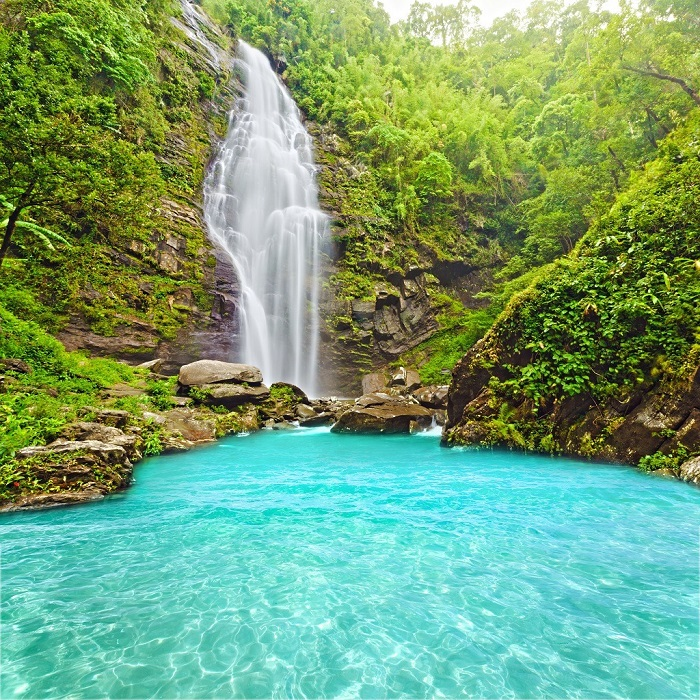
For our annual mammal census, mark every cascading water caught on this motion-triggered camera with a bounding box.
[204,41,327,396]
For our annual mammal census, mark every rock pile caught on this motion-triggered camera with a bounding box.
[177,359,271,407]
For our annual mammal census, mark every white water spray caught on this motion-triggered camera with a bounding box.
[204,41,328,396]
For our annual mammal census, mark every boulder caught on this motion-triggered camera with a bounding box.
[272,382,308,403]
[413,385,449,409]
[390,367,407,386]
[680,457,700,485]
[296,404,318,420]
[137,358,164,373]
[362,372,387,395]
[178,360,263,386]
[299,412,334,427]
[405,369,422,391]
[162,409,217,444]
[198,383,270,408]
[0,358,32,374]
[332,404,433,434]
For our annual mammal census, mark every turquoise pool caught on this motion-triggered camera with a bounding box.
[2,428,698,698]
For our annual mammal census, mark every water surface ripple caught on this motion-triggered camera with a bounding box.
[2,430,698,698]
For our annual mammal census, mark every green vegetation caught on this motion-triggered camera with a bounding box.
[1,0,698,479]
[208,0,698,276]
[0,0,231,338]
[490,116,700,407]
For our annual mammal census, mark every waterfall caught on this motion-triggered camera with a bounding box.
[204,41,328,396]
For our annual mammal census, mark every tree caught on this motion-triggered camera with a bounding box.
[0,29,161,268]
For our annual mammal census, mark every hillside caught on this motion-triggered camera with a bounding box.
[445,115,700,473]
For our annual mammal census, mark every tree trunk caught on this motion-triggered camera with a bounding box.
[0,206,22,268]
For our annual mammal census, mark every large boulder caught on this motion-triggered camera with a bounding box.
[178,360,263,386]
[332,403,433,434]
[413,385,449,409]
[362,372,388,395]
[200,383,270,408]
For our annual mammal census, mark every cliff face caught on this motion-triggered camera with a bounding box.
[309,122,498,395]
[444,119,700,473]
[445,335,700,468]
[31,2,242,374]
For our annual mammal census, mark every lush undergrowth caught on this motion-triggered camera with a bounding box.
[490,116,700,407]
[0,0,230,338]
[0,305,176,469]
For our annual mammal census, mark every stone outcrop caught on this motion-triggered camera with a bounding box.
[445,334,700,471]
[4,439,135,511]
[178,360,263,386]
[332,392,433,434]
[413,385,449,409]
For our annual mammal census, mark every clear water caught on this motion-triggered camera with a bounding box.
[2,430,699,699]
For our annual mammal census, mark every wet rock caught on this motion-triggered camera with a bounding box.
[178,360,263,386]
[362,372,387,395]
[680,457,700,485]
[332,404,433,434]
[413,385,449,409]
[0,358,32,374]
[198,383,271,408]
[137,358,164,373]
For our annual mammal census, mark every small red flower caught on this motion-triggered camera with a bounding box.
[13,482,20,488]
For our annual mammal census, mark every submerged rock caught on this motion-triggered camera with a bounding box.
[178,360,263,386]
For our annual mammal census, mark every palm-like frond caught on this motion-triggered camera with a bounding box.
[0,219,72,251]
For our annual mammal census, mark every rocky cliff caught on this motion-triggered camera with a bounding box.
[43,2,242,373]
